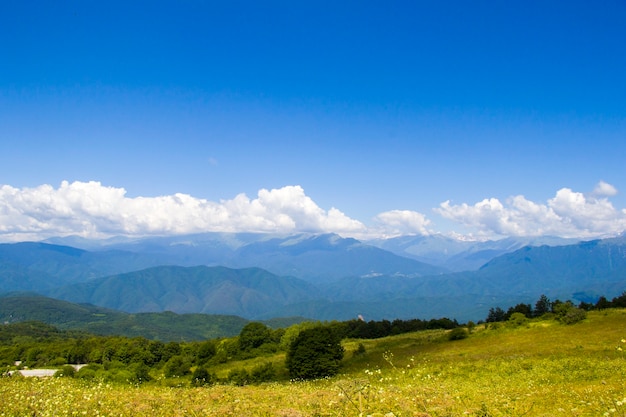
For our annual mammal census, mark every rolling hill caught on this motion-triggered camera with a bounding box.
[0,293,272,341]
[45,266,320,317]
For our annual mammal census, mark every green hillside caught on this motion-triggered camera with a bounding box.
[46,265,320,317]
[1,309,624,416]
[0,293,253,340]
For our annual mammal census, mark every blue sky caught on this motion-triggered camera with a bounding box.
[1,1,625,242]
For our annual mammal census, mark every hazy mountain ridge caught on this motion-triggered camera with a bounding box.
[366,234,580,271]
[46,266,320,317]
[1,233,625,322]
[0,241,179,292]
[45,233,448,282]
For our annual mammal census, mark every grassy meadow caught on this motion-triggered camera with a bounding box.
[1,309,625,416]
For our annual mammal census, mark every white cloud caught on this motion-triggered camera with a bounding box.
[435,182,626,239]
[592,180,618,197]
[1,180,624,242]
[373,210,432,237]
[0,181,366,242]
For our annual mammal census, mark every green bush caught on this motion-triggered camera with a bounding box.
[76,367,97,380]
[191,366,215,387]
[130,362,152,383]
[560,307,587,325]
[54,365,76,378]
[250,362,276,383]
[49,357,66,366]
[227,368,250,386]
[507,312,528,327]
[353,343,366,356]
[448,328,468,341]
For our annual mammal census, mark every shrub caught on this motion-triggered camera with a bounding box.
[560,307,587,325]
[227,368,250,386]
[76,367,96,380]
[250,362,276,383]
[54,365,76,378]
[507,312,528,327]
[130,362,152,383]
[467,321,476,334]
[353,343,367,356]
[448,328,468,341]
[49,357,66,366]
[191,366,215,387]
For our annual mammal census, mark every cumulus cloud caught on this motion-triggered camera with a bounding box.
[373,210,432,237]
[435,182,626,239]
[592,180,618,197]
[0,181,366,242]
[2,180,624,242]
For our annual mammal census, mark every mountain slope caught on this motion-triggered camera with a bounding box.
[0,293,252,340]
[227,233,447,282]
[46,266,321,318]
[46,233,449,281]
[0,242,177,289]
[367,234,578,271]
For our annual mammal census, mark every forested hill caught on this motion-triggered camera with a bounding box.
[0,293,278,341]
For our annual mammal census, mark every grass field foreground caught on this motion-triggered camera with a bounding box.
[1,309,625,416]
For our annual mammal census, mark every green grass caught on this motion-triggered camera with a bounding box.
[2,309,626,416]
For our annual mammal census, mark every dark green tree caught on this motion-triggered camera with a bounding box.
[486,307,506,322]
[196,340,217,363]
[163,355,191,378]
[611,292,626,308]
[238,322,272,351]
[533,294,552,317]
[595,296,611,309]
[507,303,533,319]
[286,326,344,380]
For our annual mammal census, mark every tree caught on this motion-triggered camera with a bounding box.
[611,292,626,308]
[595,296,611,309]
[533,294,552,317]
[196,340,216,363]
[507,303,533,319]
[163,355,190,378]
[286,326,344,380]
[486,307,506,322]
[238,322,271,351]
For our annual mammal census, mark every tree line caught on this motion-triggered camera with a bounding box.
[0,315,460,383]
[486,291,626,324]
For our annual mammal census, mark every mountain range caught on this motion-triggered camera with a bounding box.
[1,232,625,325]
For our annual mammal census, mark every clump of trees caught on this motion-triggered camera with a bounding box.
[485,291,626,325]
[0,315,460,385]
[286,326,344,380]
